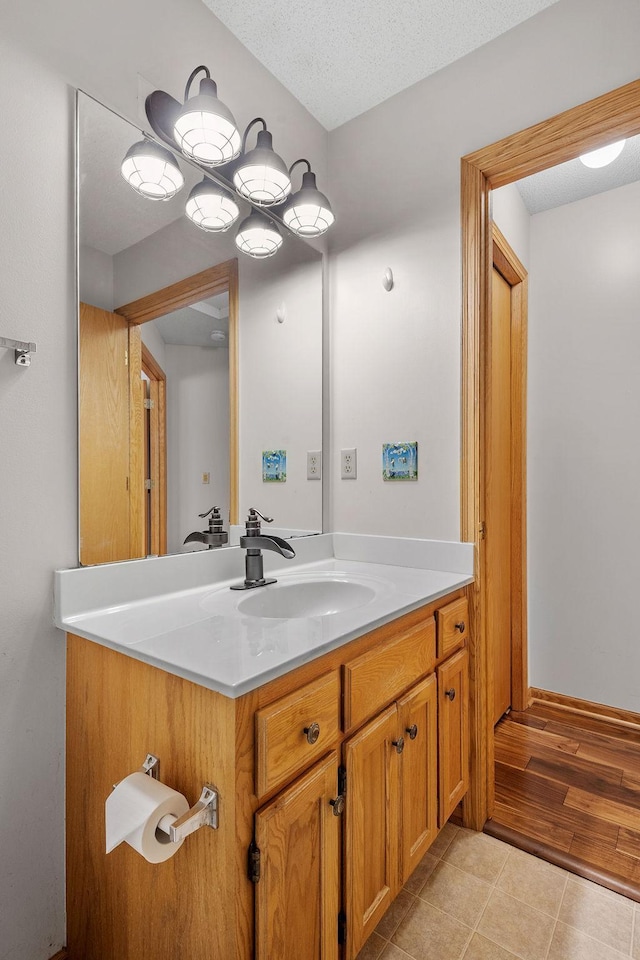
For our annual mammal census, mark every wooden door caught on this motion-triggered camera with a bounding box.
[344,705,400,959]
[487,267,513,723]
[254,752,340,960]
[438,648,470,826]
[397,674,438,884]
[79,302,131,564]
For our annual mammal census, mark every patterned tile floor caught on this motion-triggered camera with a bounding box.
[357,824,640,960]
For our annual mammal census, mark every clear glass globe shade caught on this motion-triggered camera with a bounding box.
[185,186,240,232]
[235,216,283,259]
[233,163,291,206]
[121,148,184,201]
[579,139,626,168]
[174,110,241,167]
[283,201,335,237]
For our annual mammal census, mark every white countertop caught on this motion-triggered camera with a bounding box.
[55,534,473,698]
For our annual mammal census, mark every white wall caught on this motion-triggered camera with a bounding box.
[239,253,323,529]
[328,0,640,540]
[79,244,114,310]
[0,1,327,956]
[527,179,640,711]
[492,184,531,269]
[165,345,230,552]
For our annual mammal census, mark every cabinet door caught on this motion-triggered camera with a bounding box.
[344,704,400,959]
[438,647,470,826]
[397,674,438,883]
[255,752,340,960]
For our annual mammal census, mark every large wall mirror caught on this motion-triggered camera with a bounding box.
[78,92,323,565]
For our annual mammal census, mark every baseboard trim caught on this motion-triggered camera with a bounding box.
[483,820,640,903]
[529,687,640,732]
[49,950,68,960]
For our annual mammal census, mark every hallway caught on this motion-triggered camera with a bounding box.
[487,702,640,900]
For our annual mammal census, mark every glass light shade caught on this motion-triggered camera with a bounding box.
[121,140,184,201]
[579,139,626,168]
[283,171,335,237]
[185,178,240,232]
[233,130,291,206]
[173,77,241,167]
[235,211,282,259]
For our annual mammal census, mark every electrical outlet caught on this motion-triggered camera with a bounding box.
[341,448,357,479]
[202,472,210,484]
[307,450,322,480]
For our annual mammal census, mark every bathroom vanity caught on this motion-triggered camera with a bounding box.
[57,534,473,959]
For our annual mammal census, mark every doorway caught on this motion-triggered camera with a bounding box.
[459,78,640,831]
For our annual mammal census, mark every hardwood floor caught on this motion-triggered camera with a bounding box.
[486,701,640,902]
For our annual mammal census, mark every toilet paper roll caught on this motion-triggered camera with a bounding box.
[106,771,190,864]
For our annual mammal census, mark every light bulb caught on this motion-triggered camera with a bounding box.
[173,76,241,167]
[235,212,282,259]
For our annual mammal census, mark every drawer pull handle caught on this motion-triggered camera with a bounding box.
[406,724,418,740]
[392,737,405,754]
[329,794,345,817]
[455,621,466,633]
[445,688,456,701]
[304,723,321,745]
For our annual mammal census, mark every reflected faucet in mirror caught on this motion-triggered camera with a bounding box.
[184,506,229,549]
[231,508,296,590]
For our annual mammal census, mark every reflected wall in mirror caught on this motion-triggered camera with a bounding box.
[78,92,323,565]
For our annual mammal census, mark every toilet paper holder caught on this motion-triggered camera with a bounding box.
[117,753,219,840]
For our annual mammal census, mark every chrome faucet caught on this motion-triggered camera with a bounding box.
[183,507,229,549]
[230,508,296,590]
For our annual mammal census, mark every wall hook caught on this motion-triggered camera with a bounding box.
[382,268,394,292]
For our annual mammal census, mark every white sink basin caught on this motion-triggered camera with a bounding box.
[237,577,377,619]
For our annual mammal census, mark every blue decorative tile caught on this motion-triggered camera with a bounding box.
[382,442,418,481]
[262,450,287,482]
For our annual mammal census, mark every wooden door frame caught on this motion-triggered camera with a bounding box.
[116,258,239,528]
[461,78,640,830]
[491,223,528,717]
[142,343,167,557]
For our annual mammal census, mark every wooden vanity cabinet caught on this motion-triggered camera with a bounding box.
[65,588,470,960]
[254,751,341,960]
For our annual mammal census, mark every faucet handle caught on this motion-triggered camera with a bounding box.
[248,507,273,524]
[199,507,221,519]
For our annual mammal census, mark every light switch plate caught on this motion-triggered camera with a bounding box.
[341,448,357,479]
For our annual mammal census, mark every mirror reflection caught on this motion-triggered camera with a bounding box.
[78,92,323,565]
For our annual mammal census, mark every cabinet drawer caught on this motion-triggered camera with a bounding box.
[255,671,340,798]
[343,618,436,732]
[436,596,468,659]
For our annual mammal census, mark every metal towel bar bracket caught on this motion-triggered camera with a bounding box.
[114,754,219,840]
[0,335,37,367]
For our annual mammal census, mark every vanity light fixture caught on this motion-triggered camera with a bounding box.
[235,210,283,259]
[185,177,240,232]
[283,159,335,237]
[579,139,626,168]
[120,138,185,201]
[233,119,291,207]
[173,66,241,167]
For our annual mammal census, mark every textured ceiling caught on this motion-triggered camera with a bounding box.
[200,0,559,130]
[515,134,640,214]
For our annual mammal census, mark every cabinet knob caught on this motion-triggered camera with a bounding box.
[445,688,456,701]
[303,723,321,745]
[391,737,405,754]
[405,724,418,740]
[329,794,345,817]
[455,621,466,633]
